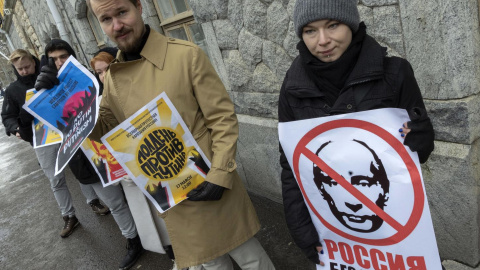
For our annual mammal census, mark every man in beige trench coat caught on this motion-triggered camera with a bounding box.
[81,0,276,269]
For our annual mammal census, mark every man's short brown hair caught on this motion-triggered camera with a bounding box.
[86,0,138,15]
[9,49,34,64]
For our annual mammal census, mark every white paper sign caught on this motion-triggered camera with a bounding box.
[279,108,441,270]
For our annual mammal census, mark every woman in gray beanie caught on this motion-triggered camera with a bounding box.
[278,0,435,266]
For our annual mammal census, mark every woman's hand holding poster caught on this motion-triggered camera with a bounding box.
[101,92,210,213]
[279,108,441,269]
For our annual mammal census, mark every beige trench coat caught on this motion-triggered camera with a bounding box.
[90,29,260,268]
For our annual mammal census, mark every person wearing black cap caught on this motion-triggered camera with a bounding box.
[35,39,144,270]
[278,0,435,266]
[38,40,113,217]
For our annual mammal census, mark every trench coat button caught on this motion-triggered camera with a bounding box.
[347,104,353,110]
[228,162,234,168]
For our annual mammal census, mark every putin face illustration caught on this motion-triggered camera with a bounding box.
[313,140,390,233]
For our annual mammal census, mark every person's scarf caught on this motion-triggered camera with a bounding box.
[297,22,367,106]
[18,73,38,87]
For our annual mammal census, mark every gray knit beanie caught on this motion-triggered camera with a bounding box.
[294,0,360,38]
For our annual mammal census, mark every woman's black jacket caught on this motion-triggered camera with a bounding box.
[278,34,434,261]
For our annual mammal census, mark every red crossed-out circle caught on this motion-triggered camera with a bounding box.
[293,119,424,246]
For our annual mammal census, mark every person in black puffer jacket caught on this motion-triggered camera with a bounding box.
[2,48,112,237]
[278,0,435,267]
[1,50,39,144]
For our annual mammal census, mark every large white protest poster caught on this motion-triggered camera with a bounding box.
[279,108,441,270]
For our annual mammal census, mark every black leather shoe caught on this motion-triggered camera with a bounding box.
[119,235,145,270]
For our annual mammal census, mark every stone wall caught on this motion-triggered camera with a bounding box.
[7,23,21,53]
[18,0,55,55]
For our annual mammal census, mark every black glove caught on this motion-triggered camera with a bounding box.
[17,109,34,143]
[34,58,59,90]
[17,125,33,143]
[9,126,19,136]
[301,244,321,265]
[187,181,225,201]
[404,107,435,163]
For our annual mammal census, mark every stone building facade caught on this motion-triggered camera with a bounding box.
[0,0,479,268]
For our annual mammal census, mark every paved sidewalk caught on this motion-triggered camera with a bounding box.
[0,99,471,270]
[0,104,313,270]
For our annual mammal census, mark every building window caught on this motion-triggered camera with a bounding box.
[156,0,188,19]
[153,0,209,57]
[87,10,107,47]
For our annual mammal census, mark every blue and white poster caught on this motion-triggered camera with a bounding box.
[24,56,99,175]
